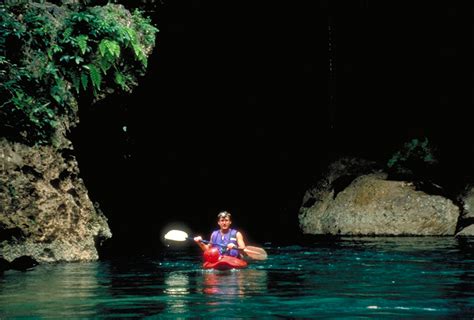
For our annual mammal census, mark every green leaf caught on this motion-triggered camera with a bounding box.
[114,71,125,89]
[132,43,144,61]
[98,57,112,74]
[98,39,120,59]
[70,73,80,94]
[59,55,71,62]
[124,27,136,43]
[0,3,158,146]
[76,35,88,55]
[98,40,108,57]
[109,41,121,58]
[87,64,101,90]
[63,27,73,39]
[51,91,62,104]
[81,71,88,90]
[74,56,84,64]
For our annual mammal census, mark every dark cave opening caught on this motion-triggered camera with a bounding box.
[68,1,471,255]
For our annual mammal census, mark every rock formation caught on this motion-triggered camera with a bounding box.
[299,158,462,236]
[0,138,111,263]
[455,185,474,236]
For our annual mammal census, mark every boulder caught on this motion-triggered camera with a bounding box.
[299,173,459,236]
[456,224,474,237]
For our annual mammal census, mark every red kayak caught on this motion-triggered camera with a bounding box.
[203,255,248,270]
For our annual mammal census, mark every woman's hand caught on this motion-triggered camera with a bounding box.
[194,236,202,243]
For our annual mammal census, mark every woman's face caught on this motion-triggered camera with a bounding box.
[218,217,232,231]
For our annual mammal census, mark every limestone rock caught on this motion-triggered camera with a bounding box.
[458,185,474,219]
[456,224,474,237]
[299,173,459,236]
[0,138,111,263]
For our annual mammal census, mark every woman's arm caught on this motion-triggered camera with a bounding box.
[236,231,246,250]
[194,236,209,252]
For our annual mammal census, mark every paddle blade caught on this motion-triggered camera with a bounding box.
[164,230,189,241]
[243,246,268,260]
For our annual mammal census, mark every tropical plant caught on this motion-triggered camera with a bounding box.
[387,137,438,179]
[0,1,158,145]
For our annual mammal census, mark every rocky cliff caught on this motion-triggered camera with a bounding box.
[0,138,111,263]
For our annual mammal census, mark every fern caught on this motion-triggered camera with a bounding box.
[80,71,88,91]
[76,35,89,55]
[97,57,112,74]
[387,137,438,175]
[114,70,125,89]
[0,2,158,145]
[86,64,101,90]
[70,72,80,94]
[98,39,108,57]
[123,27,136,43]
[99,39,120,59]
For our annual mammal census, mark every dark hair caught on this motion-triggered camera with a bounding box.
[217,211,231,219]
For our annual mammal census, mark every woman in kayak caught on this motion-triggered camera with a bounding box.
[194,211,246,259]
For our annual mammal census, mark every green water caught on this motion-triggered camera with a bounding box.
[1,237,473,318]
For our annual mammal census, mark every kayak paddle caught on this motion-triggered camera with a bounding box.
[164,229,268,260]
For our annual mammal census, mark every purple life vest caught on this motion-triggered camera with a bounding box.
[210,228,239,257]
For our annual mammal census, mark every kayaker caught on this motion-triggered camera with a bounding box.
[194,211,246,258]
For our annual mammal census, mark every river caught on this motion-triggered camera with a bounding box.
[1,237,473,318]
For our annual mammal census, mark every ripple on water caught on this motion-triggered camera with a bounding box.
[1,237,474,318]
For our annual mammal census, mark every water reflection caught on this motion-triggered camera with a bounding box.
[198,269,268,296]
[0,262,105,318]
[1,238,473,318]
[164,271,190,295]
[163,271,190,315]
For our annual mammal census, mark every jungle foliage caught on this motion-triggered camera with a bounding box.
[387,137,439,180]
[0,1,158,145]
